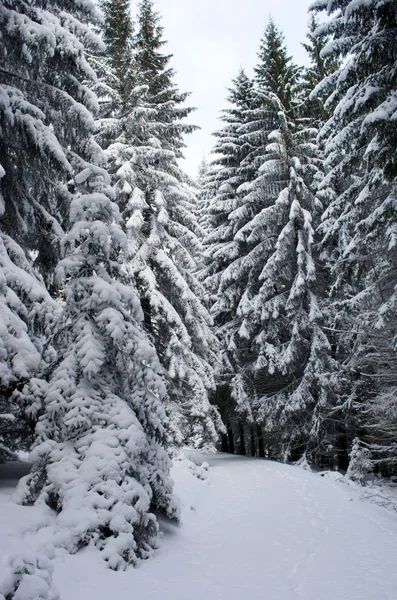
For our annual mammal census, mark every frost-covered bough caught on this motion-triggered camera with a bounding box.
[311,0,397,475]
[0,229,59,462]
[16,168,179,570]
[97,0,224,450]
[0,0,103,281]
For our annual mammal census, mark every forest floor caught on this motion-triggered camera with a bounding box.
[1,452,397,600]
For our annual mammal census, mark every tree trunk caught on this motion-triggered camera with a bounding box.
[221,432,229,453]
[250,425,256,457]
[257,424,265,458]
[239,423,246,456]
[227,427,235,454]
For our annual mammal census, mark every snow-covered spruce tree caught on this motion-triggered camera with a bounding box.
[201,69,258,313]
[195,157,215,235]
[311,0,397,474]
[233,96,338,465]
[98,0,223,449]
[201,25,303,456]
[199,70,270,453]
[16,168,179,570]
[211,22,301,346]
[0,0,104,461]
[0,0,103,281]
[254,18,301,115]
[100,0,134,109]
[300,15,340,124]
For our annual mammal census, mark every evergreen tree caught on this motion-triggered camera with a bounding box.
[0,0,102,281]
[202,28,303,450]
[0,0,104,460]
[16,167,179,569]
[101,0,134,106]
[201,69,259,311]
[0,232,59,462]
[311,0,397,474]
[236,104,338,463]
[195,157,213,231]
[99,0,223,448]
[199,70,263,448]
[200,21,341,463]
[254,18,301,113]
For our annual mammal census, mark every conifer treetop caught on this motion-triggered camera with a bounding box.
[100,0,135,106]
[254,18,301,112]
[134,0,174,99]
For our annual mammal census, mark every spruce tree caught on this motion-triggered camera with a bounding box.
[300,15,340,123]
[254,18,301,113]
[236,104,338,463]
[101,0,134,105]
[16,167,179,569]
[0,232,59,462]
[200,20,340,463]
[99,0,223,449]
[199,70,263,448]
[0,0,103,460]
[311,0,397,474]
[203,27,302,451]
[201,69,259,313]
[0,0,103,280]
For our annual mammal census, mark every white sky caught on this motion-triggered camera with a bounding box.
[145,0,313,176]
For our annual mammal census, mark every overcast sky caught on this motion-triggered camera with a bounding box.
[143,0,313,176]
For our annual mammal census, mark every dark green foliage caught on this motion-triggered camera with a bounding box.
[254,18,301,113]
[300,15,340,122]
[101,0,135,107]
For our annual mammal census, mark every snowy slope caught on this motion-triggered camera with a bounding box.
[2,453,397,600]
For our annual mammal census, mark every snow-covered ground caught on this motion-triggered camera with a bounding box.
[2,453,397,600]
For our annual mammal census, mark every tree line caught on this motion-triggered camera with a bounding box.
[200,0,397,480]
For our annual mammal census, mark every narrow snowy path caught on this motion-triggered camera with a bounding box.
[52,453,397,600]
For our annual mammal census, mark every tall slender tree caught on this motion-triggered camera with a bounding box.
[98,0,223,449]
[0,0,103,461]
[311,0,397,476]
[101,0,134,105]
[236,103,338,463]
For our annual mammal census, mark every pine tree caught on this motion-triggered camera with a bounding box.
[16,167,179,569]
[254,18,301,113]
[99,0,223,449]
[311,0,397,474]
[0,0,104,461]
[236,104,338,463]
[101,0,134,106]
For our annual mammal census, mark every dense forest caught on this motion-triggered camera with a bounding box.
[1,0,397,584]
